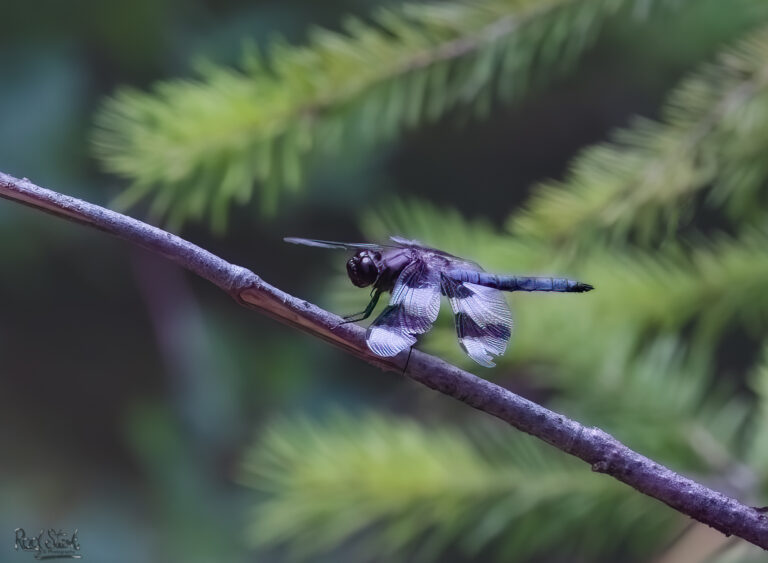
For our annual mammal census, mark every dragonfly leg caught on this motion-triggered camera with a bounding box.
[402,346,414,375]
[340,289,382,324]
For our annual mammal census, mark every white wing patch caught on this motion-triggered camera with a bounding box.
[366,261,440,357]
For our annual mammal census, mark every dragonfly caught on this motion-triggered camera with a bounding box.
[285,236,593,367]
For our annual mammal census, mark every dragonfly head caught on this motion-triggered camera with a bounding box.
[347,250,380,288]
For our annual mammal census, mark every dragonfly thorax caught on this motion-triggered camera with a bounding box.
[346,250,381,287]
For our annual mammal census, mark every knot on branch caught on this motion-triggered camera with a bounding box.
[226,266,261,292]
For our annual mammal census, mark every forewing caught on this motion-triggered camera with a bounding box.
[389,235,424,247]
[441,273,513,367]
[284,237,386,250]
[366,260,440,357]
[389,236,482,268]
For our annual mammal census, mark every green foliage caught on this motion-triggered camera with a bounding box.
[511,20,768,247]
[241,412,677,561]
[92,0,676,229]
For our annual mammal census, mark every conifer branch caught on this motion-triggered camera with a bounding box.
[92,0,674,228]
[1,170,767,550]
[242,413,677,559]
[512,23,768,245]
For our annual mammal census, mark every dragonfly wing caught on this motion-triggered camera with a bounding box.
[389,235,424,247]
[441,273,513,367]
[366,260,440,357]
[389,236,479,266]
[284,237,387,250]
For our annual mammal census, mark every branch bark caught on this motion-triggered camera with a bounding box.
[1,170,767,549]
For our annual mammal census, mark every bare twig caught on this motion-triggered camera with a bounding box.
[1,170,767,549]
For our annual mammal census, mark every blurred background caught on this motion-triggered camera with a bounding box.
[3,0,768,561]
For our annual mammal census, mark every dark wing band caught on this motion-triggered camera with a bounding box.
[441,274,513,367]
[366,260,440,357]
[284,237,387,250]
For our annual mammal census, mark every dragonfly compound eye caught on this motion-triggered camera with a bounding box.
[347,254,378,287]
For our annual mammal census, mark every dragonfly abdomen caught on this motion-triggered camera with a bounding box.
[446,270,593,293]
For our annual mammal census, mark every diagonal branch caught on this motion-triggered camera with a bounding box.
[1,170,767,550]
